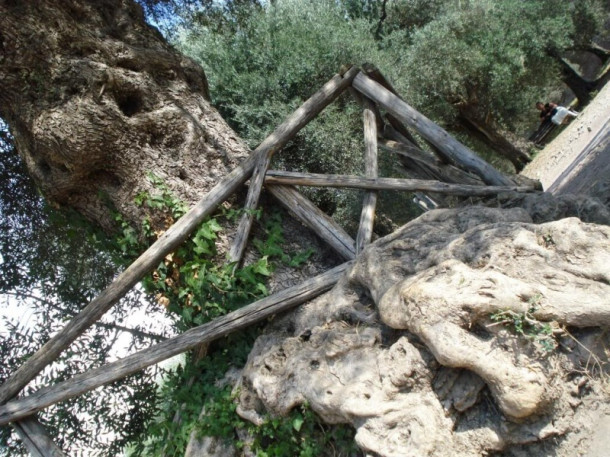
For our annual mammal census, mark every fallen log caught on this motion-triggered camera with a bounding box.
[0,262,351,425]
[264,171,536,196]
[229,66,360,264]
[268,185,356,260]
[352,73,513,186]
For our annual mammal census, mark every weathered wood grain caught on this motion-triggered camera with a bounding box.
[228,66,360,264]
[379,137,483,186]
[13,417,66,457]
[264,171,536,195]
[0,262,351,425]
[356,97,378,254]
[352,73,513,186]
[268,185,356,260]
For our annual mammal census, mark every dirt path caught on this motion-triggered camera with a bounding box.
[521,84,610,457]
[521,82,610,205]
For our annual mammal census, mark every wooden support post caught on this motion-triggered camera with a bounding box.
[0,262,351,425]
[361,65,422,142]
[356,97,378,254]
[267,185,356,260]
[380,134,436,166]
[13,417,66,457]
[228,66,360,264]
[0,68,360,407]
[264,171,537,196]
[352,73,514,186]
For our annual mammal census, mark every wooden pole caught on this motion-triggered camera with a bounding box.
[264,171,537,196]
[267,185,356,260]
[355,97,378,254]
[378,138,483,186]
[360,64,429,152]
[379,124,450,208]
[228,66,360,264]
[0,154,256,406]
[0,68,360,406]
[0,262,351,425]
[13,417,66,457]
[352,73,514,186]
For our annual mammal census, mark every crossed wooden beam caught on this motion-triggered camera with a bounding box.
[0,66,538,455]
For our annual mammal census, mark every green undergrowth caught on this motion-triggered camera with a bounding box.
[116,174,357,455]
[112,173,313,328]
[135,339,359,456]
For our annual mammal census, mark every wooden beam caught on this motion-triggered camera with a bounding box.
[267,185,355,260]
[264,171,537,196]
[13,417,66,457]
[0,262,351,425]
[379,124,451,207]
[356,97,378,254]
[0,68,360,406]
[361,64,443,159]
[0,153,256,406]
[378,137,483,186]
[380,136,437,166]
[352,73,514,186]
[228,66,360,264]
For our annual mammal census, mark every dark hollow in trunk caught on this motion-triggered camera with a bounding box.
[0,0,250,232]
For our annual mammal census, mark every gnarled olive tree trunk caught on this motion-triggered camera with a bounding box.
[0,0,249,231]
[455,107,531,173]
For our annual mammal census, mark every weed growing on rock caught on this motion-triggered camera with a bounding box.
[490,295,557,352]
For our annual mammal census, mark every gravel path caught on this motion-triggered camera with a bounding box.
[521,82,610,205]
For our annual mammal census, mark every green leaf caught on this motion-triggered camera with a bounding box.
[252,257,271,276]
[292,414,304,432]
[288,248,314,267]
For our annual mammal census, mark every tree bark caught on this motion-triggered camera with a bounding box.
[558,58,596,106]
[0,0,250,232]
[456,111,531,172]
[548,51,598,106]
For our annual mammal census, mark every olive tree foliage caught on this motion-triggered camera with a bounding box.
[176,0,420,231]
[175,0,609,174]
[0,121,172,456]
[398,0,579,129]
[178,0,380,149]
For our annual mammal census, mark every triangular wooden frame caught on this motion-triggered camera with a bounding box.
[0,65,539,454]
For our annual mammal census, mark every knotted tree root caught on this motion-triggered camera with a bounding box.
[235,205,610,456]
[378,218,610,419]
